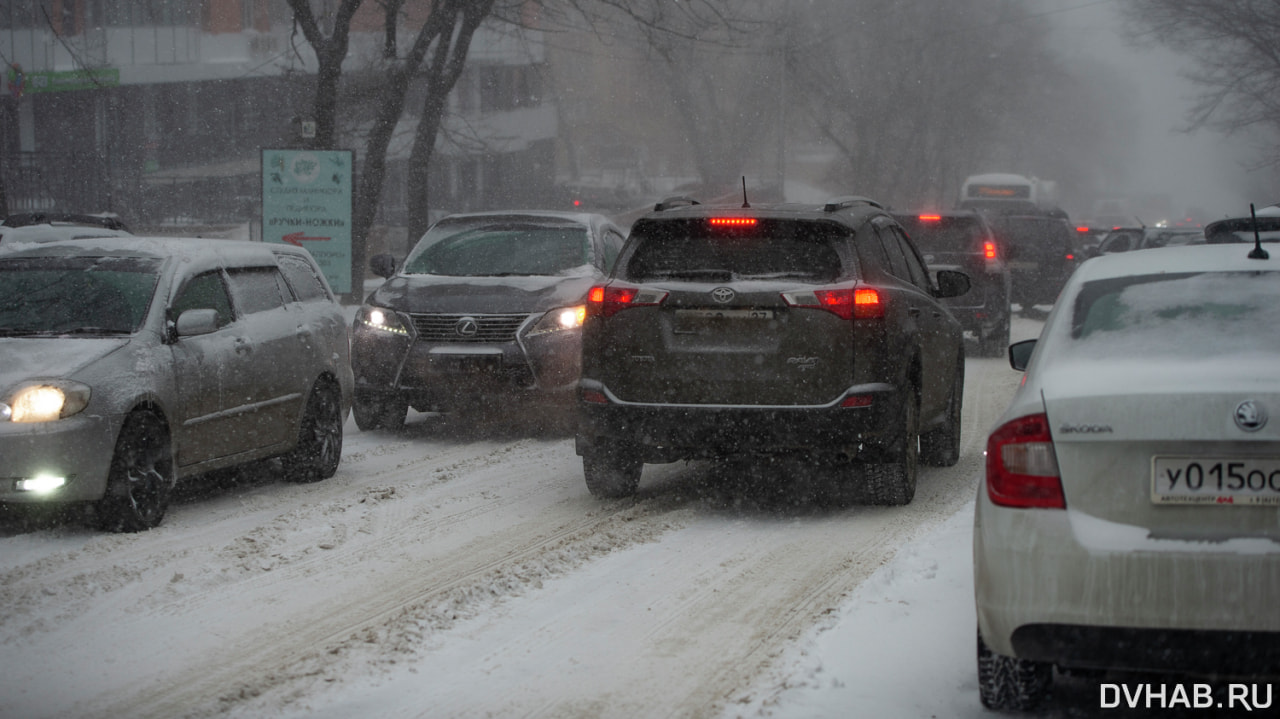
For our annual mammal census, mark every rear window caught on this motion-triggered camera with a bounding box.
[1069,271,1280,357]
[624,218,847,283]
[403,220,591,277]
[894,216,983,254]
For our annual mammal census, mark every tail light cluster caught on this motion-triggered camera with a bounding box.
[781,286,883,320]
[986,412,1066,509]
[586,284,669,318]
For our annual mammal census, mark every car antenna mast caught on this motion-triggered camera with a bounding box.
[1248,203,1269,260]
[741,177,750,209]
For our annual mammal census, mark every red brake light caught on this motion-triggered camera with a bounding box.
[983,241,997,260]
[918,214,942,222]
[708,218,758,227]
[781,286,882,320]
[1076,226,1090,233]
[985,413,1065,509]
[586,284,666,318]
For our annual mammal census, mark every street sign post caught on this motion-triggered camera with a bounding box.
[261,149,354,294]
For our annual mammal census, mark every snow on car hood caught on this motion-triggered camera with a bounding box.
[370,271,599,314]
[0,337,130,389]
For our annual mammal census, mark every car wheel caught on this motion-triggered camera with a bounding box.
[95,411,174,533]
[867,391,919,505]
[977,629,1051,711]
[920,361,963,467]
[352,394,407,431]
[582,442,642,498]
[284,380,344,483]
[979,309,1011,357]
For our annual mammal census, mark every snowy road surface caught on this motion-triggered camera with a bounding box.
[1,321,1038,719]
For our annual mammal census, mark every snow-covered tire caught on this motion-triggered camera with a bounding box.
[284,380,344,483]
[920,360,963,467]
[352,394,407,431]
[977,630,1051,712]
[582,443,642,498]
[95,411,174,533]
[867,392,919,506]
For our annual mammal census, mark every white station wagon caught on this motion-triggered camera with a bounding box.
[0,237,353,532]
[974,241,1280,709]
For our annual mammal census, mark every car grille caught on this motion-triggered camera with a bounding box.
[409,313,530,342]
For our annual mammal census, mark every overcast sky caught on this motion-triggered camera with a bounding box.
[1043,0,1265,220]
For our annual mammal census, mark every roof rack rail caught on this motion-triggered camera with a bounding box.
[822,196,883,213]
[2,212,129,231]
[653,196,701,212]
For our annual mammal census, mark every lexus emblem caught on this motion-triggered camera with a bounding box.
[710,287,735,304]
[454,316,479,338]
[1234,400,1267,432]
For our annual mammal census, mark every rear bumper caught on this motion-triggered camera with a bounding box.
[974,488,1280,674]
[575,379,903,462]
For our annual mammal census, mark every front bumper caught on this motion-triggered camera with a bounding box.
[576,379,903,463]
[0,413,119,503]
[351,323,582,409]
[974,487,1280,674]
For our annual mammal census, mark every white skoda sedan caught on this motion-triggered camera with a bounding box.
[974,241,1280,710]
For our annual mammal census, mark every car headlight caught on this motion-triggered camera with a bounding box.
[356,306,411,336]
[526,305,587,338]
[5,381,92,423]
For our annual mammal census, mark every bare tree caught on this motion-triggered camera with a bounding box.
[1120,0,1280,169]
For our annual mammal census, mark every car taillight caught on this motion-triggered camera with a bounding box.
[709,218,758,227]
[586,284,668,318]
[983,240,997,260]
[985,412,1065,509]
[919,214,942,222]
[781,286,883,320]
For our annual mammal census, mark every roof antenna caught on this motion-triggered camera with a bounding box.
[741,177,750,209]
[1248,203,1269,260]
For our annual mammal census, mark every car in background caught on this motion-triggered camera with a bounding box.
[983,212,1078,310]
[1090,225,1204,256]
[974,243,1280,710]
[1205,203,1280,245]
[350,211,628,430]
[576,195,969,504]
[0,212,133,244]
[894,210,1011,356]
[0,237,353,532]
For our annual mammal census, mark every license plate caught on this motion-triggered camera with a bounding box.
[1007,260,1040,271]
[1151,456,1280,506]
[673,308,775,335]
[431,354,500,374]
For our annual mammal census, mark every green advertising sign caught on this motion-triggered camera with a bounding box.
[19,67,120,94]
[261,149,354,294]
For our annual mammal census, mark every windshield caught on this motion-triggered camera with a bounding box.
[0,256,162,336]
[402,222,592,277]
[625,219,846,282]
[895,216,984,255]
[1068,271,1280,357]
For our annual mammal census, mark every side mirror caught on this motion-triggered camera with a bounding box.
[370,254,397,279]
[934,269,971,299]
[174,308,220,337]
[1008,338,1037,371]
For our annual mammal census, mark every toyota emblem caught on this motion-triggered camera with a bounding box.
[454,317,479,338]
[1234,400,1267,432]
[710,287,735,304]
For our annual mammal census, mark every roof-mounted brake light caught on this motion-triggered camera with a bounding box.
[918,214,942,222]
[709,218,758,227]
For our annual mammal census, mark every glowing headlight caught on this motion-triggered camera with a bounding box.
[526,305,587,337]
[8,382,91,423]
[358,306,410,336]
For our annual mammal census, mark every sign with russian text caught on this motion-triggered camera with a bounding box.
[262,149,354,294]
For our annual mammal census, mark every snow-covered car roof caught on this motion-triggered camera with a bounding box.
[0,235,314,273]
[1072,241,1276,282]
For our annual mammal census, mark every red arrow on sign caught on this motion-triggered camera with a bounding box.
[282,231,330,246]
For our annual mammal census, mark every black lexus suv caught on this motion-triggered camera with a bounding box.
[576,195,970,504]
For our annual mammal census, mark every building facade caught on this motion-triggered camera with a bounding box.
[0,0,556,229]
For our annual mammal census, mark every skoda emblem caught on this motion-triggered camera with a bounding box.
[711,287,735,304]
[454,316,479,338]
[1234,400,1267,432]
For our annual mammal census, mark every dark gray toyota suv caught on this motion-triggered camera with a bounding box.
[576,196,970,504]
